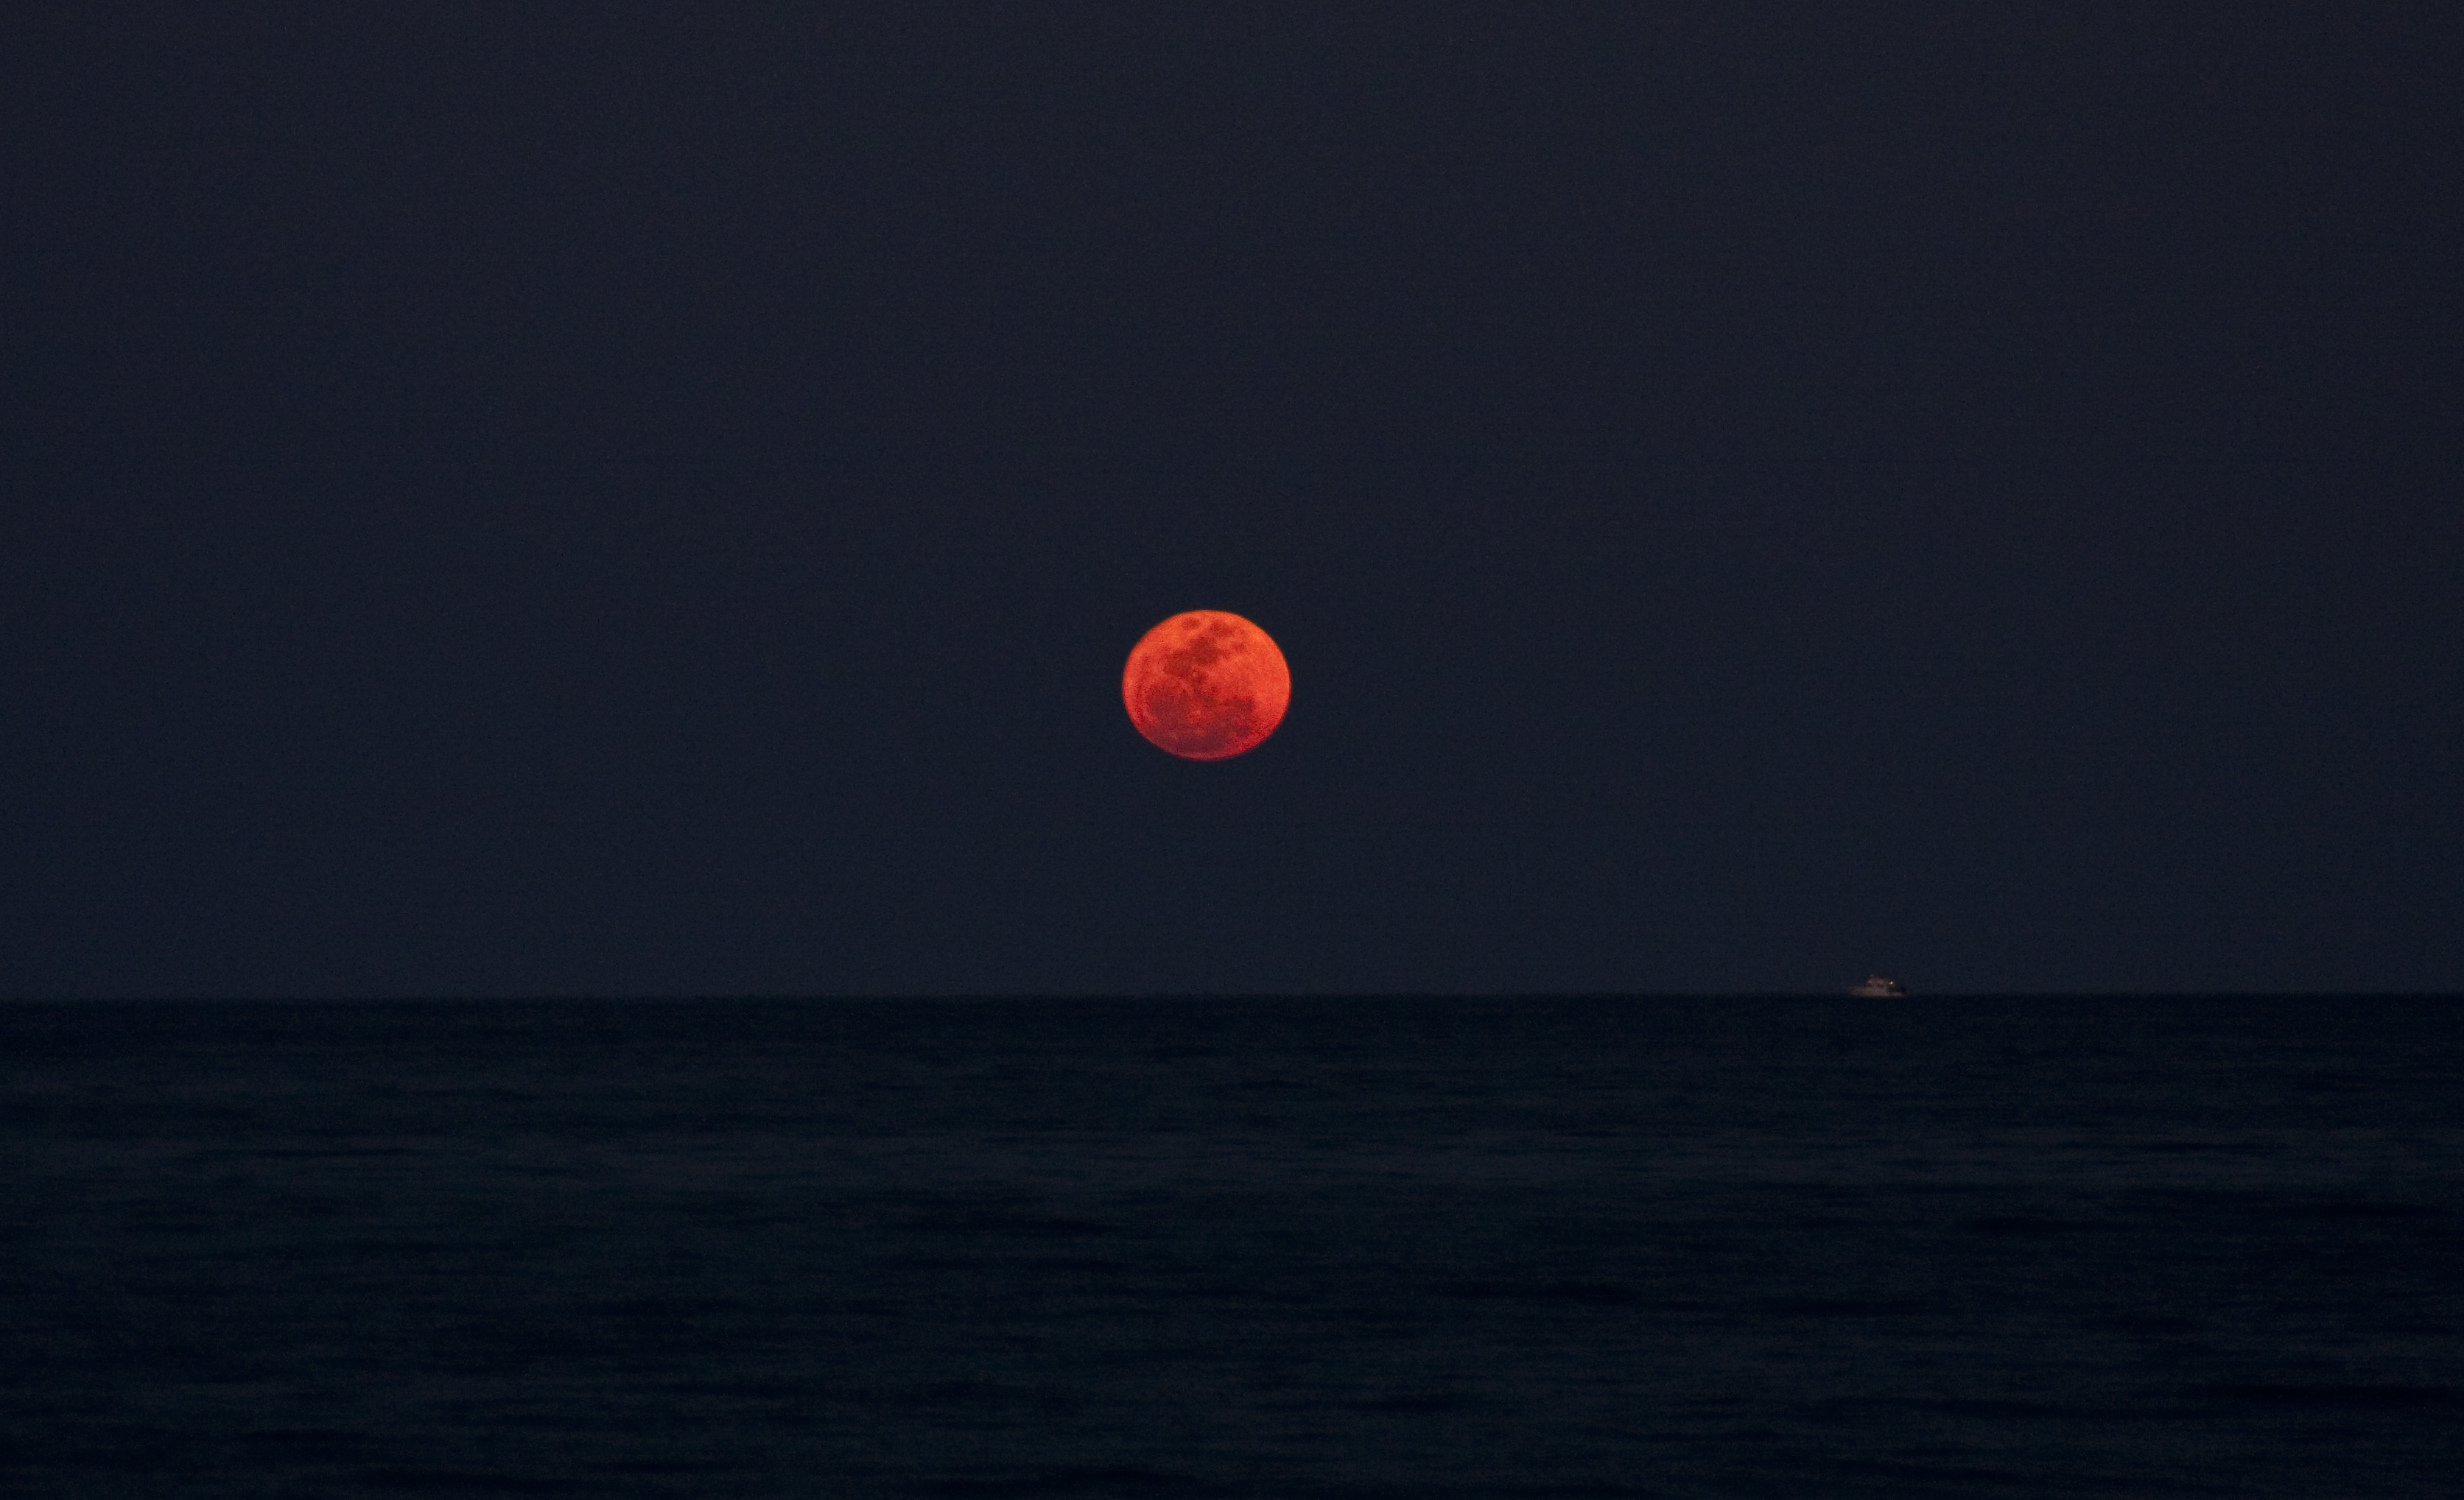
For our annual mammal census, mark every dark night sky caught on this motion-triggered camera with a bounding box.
[4,4,2458,996]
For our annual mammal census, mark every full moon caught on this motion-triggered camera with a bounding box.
[1122,610,1291,760]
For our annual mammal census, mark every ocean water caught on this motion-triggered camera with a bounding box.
[3,996,2457,1498]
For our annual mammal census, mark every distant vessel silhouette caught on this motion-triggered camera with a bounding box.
[1849,974,1909,997]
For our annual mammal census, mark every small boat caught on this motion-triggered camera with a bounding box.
[1849,974,1909,997]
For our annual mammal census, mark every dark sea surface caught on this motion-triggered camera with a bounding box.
[4,997,2459,1498]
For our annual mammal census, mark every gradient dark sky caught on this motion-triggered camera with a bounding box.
[5,4,2458,996]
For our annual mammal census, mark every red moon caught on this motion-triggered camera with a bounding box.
[1122,610,1291,760]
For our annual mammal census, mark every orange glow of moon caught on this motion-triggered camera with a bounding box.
[1121,610,1291,760]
